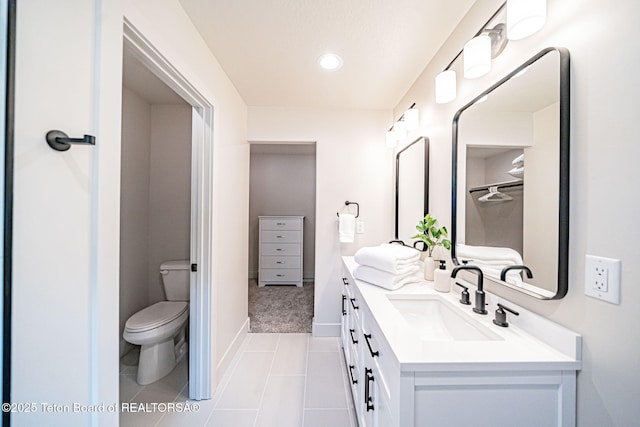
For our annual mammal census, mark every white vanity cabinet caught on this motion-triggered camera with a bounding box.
[258,216,303,287]
[341,273,397,427]
[340,256,581,427]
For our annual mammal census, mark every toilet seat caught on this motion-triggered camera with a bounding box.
[125,301,188,332]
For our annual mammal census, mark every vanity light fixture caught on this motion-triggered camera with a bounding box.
[506,0,546,40]
[435,70,457,104]
[318,53,343,71]
[464,35,492,79]
[386,103,418,148]
[434,0,546,104]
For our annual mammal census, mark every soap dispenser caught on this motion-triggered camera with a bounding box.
[434,260,451,293]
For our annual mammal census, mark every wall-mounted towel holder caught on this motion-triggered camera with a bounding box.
[337,201,359,218]
[46,130,96,152]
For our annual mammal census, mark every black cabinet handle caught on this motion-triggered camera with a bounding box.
[349,329,358,344]
[348,365,358,384]
[342,277,349,286]
[342,295,347,316]
[350,298,359,310]
[363,333,379,358]
[364,368,375,412]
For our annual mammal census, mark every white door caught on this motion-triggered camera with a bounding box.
[13,1,120,426]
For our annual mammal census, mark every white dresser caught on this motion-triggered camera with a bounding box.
[258,216,304,287]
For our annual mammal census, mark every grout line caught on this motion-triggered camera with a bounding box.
[300,333,310,427]
[252,333,280,427]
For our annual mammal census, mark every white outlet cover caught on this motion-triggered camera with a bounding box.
[585,255,621,304]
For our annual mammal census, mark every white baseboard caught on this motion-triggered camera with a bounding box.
[312,320,341,337]
[215,317,250,387]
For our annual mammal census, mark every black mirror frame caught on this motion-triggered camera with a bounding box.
[395,136,429,241]
[451,47,570,300]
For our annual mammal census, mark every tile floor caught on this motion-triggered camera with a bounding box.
[119,333,357,427]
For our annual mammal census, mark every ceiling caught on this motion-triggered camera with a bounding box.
[178,0,476,110]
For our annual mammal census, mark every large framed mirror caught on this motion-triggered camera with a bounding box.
[395,136,429,244]
[451,47,570,299]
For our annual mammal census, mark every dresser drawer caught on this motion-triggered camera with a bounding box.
[260,269,302,282]
[260,256,301,269]
[260,218,302,231]
[261,230,301,243]
[261,243,301,256]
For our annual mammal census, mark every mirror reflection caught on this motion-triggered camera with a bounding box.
[395,136,429,245]
[452,47,570,299]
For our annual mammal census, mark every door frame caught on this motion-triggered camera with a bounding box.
[123,18,214,400]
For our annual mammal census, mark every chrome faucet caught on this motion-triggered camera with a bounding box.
[451,265,487,315]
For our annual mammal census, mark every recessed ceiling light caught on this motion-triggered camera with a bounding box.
[318,53,343,71]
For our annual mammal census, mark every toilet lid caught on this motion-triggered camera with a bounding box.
[125,301,188,332]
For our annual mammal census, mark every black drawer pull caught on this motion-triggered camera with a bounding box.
[276,235,284,238]
[363,333,379,358]
[365,367,375,412]
[276,274,285,277]
[276,248,284,251]
[349,329,358,344]
[350,298,359,310]
[342,295,347,316]
[276,222,285,226]
[348,365,358,384]
[342,277,349,286]
[276,261,285,264]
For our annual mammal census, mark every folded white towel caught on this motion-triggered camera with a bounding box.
[354,264,421,290]
[456,244,524,286]
[338,214,355,243]
[457,244,523,265]
[354,243,420,274]
[508,166,524,179]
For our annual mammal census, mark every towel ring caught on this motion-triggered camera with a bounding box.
[336,201,360,218]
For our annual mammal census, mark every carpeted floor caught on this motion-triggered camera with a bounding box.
[248,279,314,333]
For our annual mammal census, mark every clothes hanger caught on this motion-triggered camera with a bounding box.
[478,186,513,202]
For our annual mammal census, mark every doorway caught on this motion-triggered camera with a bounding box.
[248,142,317,333]
[122,21,215,400]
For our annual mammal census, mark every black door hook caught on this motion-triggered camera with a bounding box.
[46,130,96,151]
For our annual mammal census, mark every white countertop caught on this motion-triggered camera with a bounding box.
[342,256,582,373]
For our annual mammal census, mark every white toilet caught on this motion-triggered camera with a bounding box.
[124,259,190,385]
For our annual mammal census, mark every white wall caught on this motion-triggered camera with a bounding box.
[120,87,152,356]
[148,104,192,304]
[125,0,250,384]
[394,0,640,425]
[248,108,393,335]
[249,151,316,279]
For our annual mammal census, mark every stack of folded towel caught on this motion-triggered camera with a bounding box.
[508,153,525,179]
[353,244,421,290]
[456,243,524,286]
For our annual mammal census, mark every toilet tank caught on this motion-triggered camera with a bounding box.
[160,260,190,301]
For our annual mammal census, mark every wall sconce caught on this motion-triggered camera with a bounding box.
[435,70,457,104]
[386,103,418,148]
[434,0,546,104]
[507,0,547,40]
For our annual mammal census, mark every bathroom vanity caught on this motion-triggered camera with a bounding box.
[341,256,581,427]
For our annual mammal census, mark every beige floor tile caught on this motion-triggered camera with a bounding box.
[255,375,305,427]
[215,351,274,409]
[270,333,309,375]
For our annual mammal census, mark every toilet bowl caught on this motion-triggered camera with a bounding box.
[123,260,190,385]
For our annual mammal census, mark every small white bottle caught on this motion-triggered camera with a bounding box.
[434,260,451,293]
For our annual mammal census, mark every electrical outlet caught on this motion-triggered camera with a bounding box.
[584,255,621,304]
[356,220,365,234]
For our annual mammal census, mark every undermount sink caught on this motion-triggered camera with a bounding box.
[387,295,502,341]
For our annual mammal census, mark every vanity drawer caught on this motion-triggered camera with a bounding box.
[261,230,301,243]
[260,268,302,282]
[261,243,301,256]
[260,256,301,269]
[260,218,302,231]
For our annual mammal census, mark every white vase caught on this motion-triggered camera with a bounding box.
[423,256,436,281]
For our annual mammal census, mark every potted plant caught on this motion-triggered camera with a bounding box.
[412,213,451,280]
